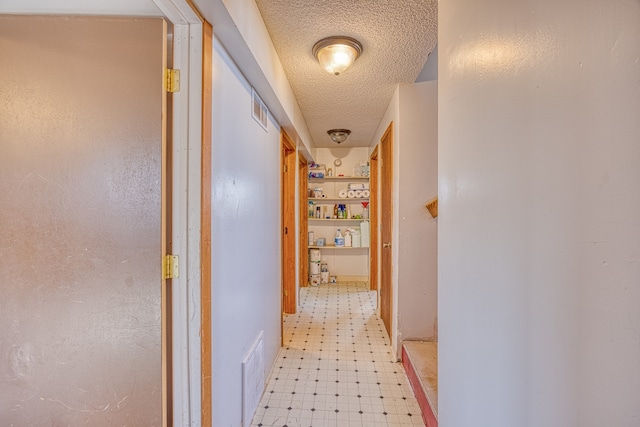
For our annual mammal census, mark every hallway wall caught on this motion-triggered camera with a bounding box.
[371,81,439,358]
[396,82,438,350]
[439,1,640,426]
[210,38,282,426]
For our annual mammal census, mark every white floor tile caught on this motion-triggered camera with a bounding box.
[252,282,424,427]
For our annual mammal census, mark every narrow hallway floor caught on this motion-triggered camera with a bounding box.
[251,281,424,427]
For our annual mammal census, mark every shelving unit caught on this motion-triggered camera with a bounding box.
[307,175,370,284]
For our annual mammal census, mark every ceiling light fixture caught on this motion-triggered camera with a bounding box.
[313,36,363,75]
[327,129,351,144]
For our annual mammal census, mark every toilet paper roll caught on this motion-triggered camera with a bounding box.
[338,190,348,198]
[362,190,370,198]
[355,190,364,198]
[347,190,356,198]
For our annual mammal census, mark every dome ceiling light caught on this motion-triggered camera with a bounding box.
[312,36,363,75]
[327,129,351,144]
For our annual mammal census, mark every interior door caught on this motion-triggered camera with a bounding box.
[281,131,297,314]
[0,16,167,425]
[380,123,394,340]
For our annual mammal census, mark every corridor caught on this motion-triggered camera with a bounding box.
[251,282,424,426]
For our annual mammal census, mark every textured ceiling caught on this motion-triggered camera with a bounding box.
[254,0,438,148]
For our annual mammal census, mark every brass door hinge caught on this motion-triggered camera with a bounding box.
[163,254,179,279]
[165,68,180,93]
[283,164,288,173]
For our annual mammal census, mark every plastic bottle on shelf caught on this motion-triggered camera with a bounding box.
[361,201,369,219]
[335,229,345,247]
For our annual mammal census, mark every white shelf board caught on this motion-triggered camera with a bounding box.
[308,198,370,203]
[309,176,369,182]
[308,245,369,249]
[308,218,369,222]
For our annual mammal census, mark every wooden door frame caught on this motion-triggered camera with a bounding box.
[150,1,207,424]
[200,19,213,427]
[299,156,309,288]
[3,1,209,423]
[369,146,379,292]
[380,122,394,341]
[281,130,297,314]
[162,19,173,424]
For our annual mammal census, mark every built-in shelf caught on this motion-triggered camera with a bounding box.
[309,176,369,182]
[308,218,369,222]
[307,173,370,284]
[308,245,369,249]
[308,198,369,203]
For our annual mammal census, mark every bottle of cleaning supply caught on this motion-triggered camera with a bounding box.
[344,230,352,247]
[335,229,344,247]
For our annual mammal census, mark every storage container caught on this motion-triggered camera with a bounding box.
[310,274,321,286]
[309,249,321,262]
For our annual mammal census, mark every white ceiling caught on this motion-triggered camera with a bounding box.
[0,0,438,149]
[254,0,438,147]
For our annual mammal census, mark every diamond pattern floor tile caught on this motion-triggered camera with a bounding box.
[251,282,424,427]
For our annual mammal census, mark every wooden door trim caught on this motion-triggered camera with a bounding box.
[299,156,309,288]
[380,122,394,341]
[161,19,172,426]
[281,130,297,314]
[369,146,379,292]
[200,20,213,427]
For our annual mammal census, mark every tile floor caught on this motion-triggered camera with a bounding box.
[251,281,424,427]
